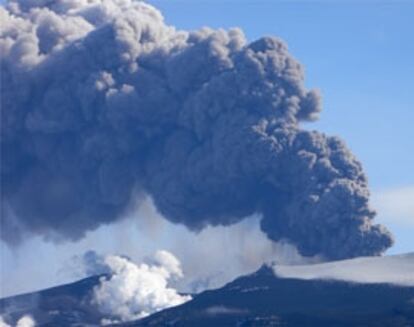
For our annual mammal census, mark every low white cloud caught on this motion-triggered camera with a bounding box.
[372,185,414,226]
[273,252,414,286]
[0,316,35,327]
[89,250,191,323]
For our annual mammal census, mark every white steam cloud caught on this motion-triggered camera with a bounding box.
[0,316,35,327]
[88,250,191,323]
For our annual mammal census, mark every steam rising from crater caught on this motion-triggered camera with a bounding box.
[87,250,191,323]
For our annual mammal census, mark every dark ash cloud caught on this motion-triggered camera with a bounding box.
[0,0,393,259]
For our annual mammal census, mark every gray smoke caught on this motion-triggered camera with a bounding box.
[0,0,393,259]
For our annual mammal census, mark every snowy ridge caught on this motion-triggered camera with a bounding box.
[273,253,414,286]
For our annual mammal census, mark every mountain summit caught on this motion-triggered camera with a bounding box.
[132,257,414,327]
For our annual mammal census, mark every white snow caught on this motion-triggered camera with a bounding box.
[273,253,414,286]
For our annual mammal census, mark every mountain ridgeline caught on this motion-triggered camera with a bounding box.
[1,259,414,327]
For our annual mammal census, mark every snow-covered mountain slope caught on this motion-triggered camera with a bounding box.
[1,253,414,326]
[131,254,414,327]
[273,252,414,286]
[0,275,105,326]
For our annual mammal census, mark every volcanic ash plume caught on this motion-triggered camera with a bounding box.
[0,0,393,259]
[86,250,191,323]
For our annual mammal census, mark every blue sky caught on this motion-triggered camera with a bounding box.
[149,0,414,187]
[1,0,413,297]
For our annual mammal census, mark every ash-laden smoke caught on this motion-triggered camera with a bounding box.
[1,0,393,259]
[85,250,191,323]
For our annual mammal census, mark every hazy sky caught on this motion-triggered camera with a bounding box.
[1,0,413,298]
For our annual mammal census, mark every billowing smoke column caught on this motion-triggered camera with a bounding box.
[0,0,393,259]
